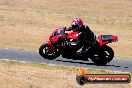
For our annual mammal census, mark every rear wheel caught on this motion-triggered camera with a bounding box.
[39,44,60,60]
[92,45,114,66]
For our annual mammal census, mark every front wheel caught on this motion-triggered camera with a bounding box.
[39,44,60,60]
[92,45,114,66]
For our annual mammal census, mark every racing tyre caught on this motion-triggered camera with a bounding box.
[39,44,60,60]
[92,45,114,66]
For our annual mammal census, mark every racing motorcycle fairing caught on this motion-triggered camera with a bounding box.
[97,35,118,46]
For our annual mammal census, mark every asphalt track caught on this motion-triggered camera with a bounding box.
[0,48,132,72]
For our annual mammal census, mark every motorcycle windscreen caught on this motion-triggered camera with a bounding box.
[52,28,65,36]
[102,35,113,42]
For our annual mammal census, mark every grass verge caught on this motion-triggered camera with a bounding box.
[0,59,131,88]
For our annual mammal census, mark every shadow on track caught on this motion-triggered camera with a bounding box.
[55,55,128,69]
[56,59,95,65]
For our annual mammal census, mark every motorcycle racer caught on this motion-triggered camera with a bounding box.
[66,18,97,54]
[39,18,118,65]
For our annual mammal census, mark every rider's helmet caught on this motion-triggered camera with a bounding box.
[71,18,83,31]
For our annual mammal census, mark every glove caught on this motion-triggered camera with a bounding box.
[65,27,72,31]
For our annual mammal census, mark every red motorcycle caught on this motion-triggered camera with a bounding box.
[39,27,118,65]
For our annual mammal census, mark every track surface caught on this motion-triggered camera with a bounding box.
[0,48,132,72]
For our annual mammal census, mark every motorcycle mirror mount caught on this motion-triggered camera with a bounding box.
[65,33,68,36]
[50,36,53,38]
